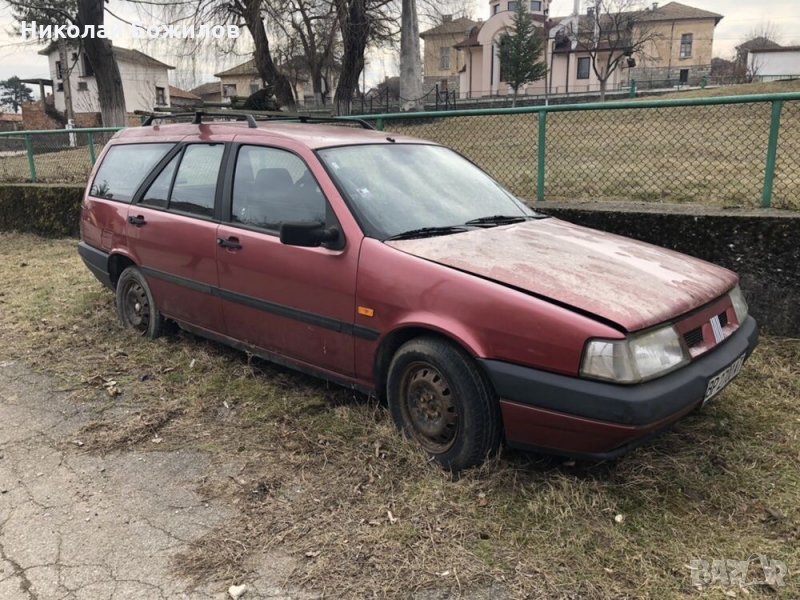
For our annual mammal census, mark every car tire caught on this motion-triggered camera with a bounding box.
[115,266,166,339]
[387,336,502,471]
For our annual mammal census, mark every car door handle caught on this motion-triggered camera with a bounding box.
[217,236,242,250]
[128,215,146,227]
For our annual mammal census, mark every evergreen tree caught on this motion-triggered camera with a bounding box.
[0,77,34,113]
[498,2,547,107]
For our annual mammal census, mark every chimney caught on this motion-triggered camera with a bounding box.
[587,6,594,17]
[573,0,580,16]
[442,14,453,22]
[652,2,658,8]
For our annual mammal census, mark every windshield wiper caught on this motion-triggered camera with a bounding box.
[385,225,470,241]
[464,214,535,227]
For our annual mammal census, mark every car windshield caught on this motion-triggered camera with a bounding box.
[317,144,537,239]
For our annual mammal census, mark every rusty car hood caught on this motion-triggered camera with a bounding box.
[385,218,737,331]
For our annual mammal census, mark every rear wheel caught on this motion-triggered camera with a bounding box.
[387,336,502,471]
[115,266,166,339]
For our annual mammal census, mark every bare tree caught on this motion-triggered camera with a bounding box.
[266,0,341,105]
[332,0,396,115]
[77,0,127,126]
[565,0,660,101]
[228,0,297,109]
[746,21,782,46]
[128,0,296,110]
[735,23,782,83]
[8,0,128,125]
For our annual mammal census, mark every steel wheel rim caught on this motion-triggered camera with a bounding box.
[399,361,458,453]
[122,280,150,333]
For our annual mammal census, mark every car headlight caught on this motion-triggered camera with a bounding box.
[729,285,749,324]
[581,325,690,384]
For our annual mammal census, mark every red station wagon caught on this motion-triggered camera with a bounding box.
[79,112,759,471]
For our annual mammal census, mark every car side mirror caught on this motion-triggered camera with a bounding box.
[280,222,340,248]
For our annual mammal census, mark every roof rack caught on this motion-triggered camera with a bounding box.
[140,110,374,130]
[142,111,257,128]
[261,115,375,130]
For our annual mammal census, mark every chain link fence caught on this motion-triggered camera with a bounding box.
[0,128,120,185]
[1,93,798,209]
[368,93,800,209]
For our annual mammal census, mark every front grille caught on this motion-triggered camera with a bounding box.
[683,311,730,349]
[684,327,704,348]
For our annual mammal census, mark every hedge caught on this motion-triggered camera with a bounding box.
[0,184,84,238]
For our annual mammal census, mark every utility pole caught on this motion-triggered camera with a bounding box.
[543,4,550,105]
[57,40,75,122]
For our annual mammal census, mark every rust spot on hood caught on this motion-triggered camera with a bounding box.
[386,219,738,332]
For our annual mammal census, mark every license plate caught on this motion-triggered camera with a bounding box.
[704,354,746,404]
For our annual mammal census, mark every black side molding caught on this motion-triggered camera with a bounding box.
[78,242,113,289]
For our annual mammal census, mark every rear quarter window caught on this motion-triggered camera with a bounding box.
[90,143,175,202]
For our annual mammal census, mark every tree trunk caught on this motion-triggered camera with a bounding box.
[599,78,607,101]
[511,88,518,108]
[77,0,126,126]
[399,0,423,110]
[334,0,369,116]
[242,0,296,111]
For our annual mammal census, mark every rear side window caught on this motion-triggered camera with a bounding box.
[169,145,225,218]
[90,143,174,202]
[138,144,225,218]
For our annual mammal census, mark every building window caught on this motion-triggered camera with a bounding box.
[249,81,260,94]
[530,0,542,10]
[493,3,500,14]
[577,57,591,79]
[155,86,166,106]
[508,1,519,11]
[77,81,88,91]
[81,53,94,77]
[223,84,237,98]
[57,82,64,92]
[55,61,63,79]
[679,68,689,84]
[439,47,450,70]
[680,33,693,58]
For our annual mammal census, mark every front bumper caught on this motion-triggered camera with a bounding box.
[479,316,759,459]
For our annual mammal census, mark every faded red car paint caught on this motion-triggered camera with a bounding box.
[78,120,759,463]
[387,218,738,332]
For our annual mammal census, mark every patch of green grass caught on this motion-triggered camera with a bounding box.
[0,232,797,598]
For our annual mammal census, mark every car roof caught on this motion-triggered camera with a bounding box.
[114,121,427,150]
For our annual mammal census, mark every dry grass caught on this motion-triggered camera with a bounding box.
[650,79,800,100]
[1,232,798,598]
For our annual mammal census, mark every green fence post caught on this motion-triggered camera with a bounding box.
[24,134,37,183]
[762,100,783,208]
[375,117,385,131]
[87,132,97,165]
[537,110,547,202]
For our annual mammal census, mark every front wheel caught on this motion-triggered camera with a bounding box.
[387,336,502,471]
[115,266,166,339]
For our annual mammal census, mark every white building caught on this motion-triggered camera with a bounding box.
[38,43,174,120]
[748,46,800,82]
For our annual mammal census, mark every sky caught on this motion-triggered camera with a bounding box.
[0,0,798,99]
